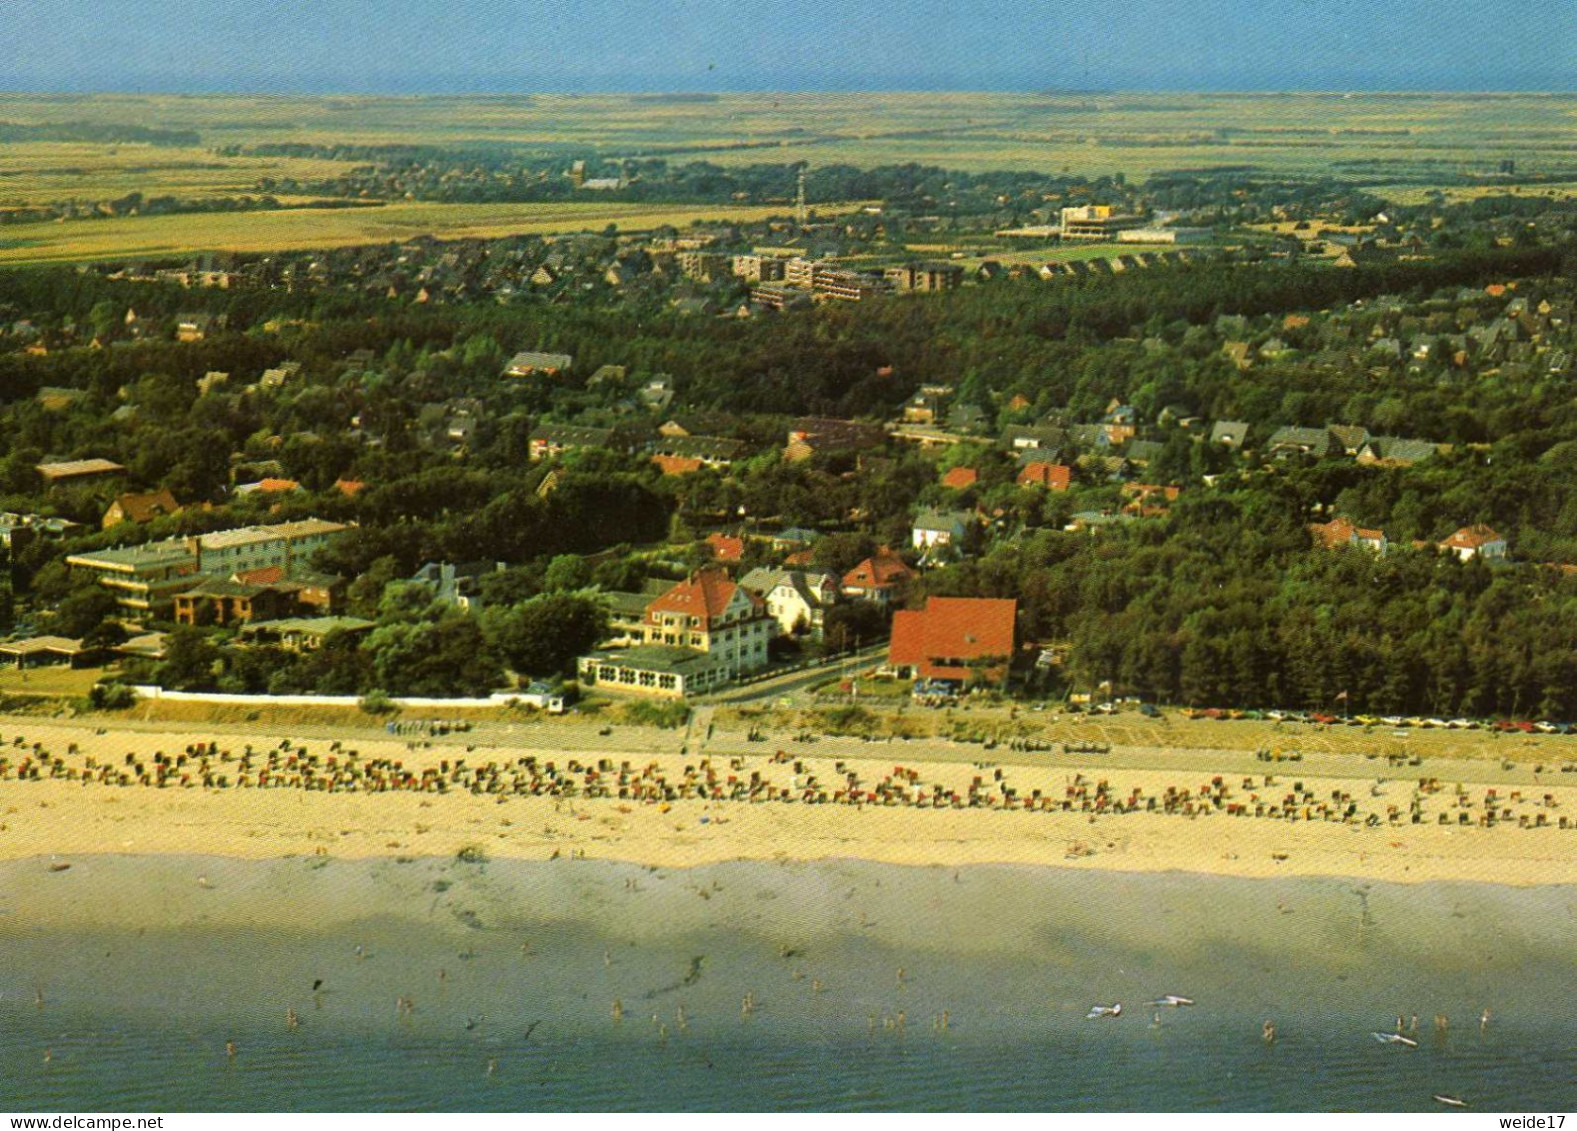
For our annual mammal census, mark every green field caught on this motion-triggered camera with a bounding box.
[2,90,1575,262]
[0,200,866,266]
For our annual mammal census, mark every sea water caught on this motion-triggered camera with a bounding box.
[0,857,1573,1112]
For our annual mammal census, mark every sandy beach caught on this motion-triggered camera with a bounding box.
[0,709,1573,894]
[2,707,1573,1110]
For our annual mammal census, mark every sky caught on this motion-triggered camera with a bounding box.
[0,0,1572,94]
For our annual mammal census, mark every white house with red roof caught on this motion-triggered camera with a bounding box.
[578,568,776,697]
[1439,524,1507,562]
[641,568,774,673]
[1309,515,1388,554]
[841,548,914,604]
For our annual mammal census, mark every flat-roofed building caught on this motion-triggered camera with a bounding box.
[1060,205,1144,240]
[67,518,348,613]
[883,262,965,292]
[36,458,126,490]
[502,350,574,378]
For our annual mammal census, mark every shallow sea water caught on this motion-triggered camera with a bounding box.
[0,857,1573,1112]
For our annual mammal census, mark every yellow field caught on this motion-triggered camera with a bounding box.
[0,142,351,207]
[0,200,865,266]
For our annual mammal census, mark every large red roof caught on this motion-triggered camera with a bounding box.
[647,568,760,625]
[888,596,1017,683]
[1017,462,1071,490]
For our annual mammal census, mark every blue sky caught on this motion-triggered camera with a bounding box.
[1,0,1571,92]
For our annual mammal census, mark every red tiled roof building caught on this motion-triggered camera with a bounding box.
[841,548,914,604]
[1016,462,1072,490]
[888,596,1017,686]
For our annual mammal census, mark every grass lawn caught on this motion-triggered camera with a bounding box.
[0,664,105,698]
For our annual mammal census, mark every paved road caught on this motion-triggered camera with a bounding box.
[697,643,888,705]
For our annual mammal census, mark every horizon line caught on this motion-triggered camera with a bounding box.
[3,86,1575,98]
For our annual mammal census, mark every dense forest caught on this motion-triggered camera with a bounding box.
[0,229,1573,711]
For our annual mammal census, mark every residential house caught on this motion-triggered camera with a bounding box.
[899,386,952,425]
[502,350,574,378]
[841,549,913,604]
[1355,437,1440,467]
[102,489,181,530]
[941,466,978,491]
[600,589,657,646]
[237,616,375,652]
[1121,483,1181,517]
[911,509,972,552]
[1101,402,1138,445]
[769,527,821,555]
[783,418,887,462]
[738,568,840,637]
[1327,424,1372,455]
[1265,426,1334,459]
[649,435,746,475]
[887,596,1018,687]
[587,364,628,389]
[1439,525,1507,562]
[1124,440,1166,466]
[705,533,746,563]
[1016,462,1072,490]
[1309,516,1388,553]
[172,576,293,627]
[1210,420,1250,450]
[175,313,214,342]
[1002,424,1066,453]
[527,423,616,461]
[258,361,301,390]
[409,561,503,611]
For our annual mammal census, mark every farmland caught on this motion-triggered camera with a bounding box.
[1,90,1575,263]
[0,200,866,267]
[3,90,1574,174]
